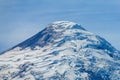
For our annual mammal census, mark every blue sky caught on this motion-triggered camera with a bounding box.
[0,0,120,53]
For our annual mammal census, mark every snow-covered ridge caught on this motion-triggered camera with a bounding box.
[47,21,86,31]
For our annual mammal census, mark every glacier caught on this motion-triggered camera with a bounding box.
[0,21,120,80]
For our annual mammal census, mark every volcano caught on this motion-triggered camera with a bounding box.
[0,21,120,80]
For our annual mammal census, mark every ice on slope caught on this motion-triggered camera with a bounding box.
[0,21,120,80]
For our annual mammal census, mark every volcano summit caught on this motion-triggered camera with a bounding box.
[0,21,120,80]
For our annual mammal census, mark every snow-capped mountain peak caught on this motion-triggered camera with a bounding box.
[10,21,86,50]
[0,21,120,80]
[47,21,86,31]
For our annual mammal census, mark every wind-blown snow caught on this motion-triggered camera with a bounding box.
[0,21,120,80]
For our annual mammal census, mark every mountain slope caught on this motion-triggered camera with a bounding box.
[0,21,120,80]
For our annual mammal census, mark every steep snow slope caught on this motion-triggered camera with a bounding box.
[0,21,120,80]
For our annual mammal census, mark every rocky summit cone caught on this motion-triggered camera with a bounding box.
[0,21,120,80]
